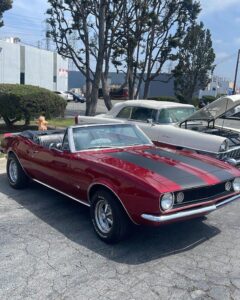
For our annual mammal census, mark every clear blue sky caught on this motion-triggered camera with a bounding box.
[1,0,240,84]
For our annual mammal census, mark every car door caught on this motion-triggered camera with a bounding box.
[29,132,74,194]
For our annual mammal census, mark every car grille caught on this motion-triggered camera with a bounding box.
[173,181,233,207]
[218,148,240,160]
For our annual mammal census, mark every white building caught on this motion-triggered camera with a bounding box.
[0,39,68,91]
[199,75,233,98]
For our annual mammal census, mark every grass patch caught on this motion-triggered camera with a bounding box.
[0,152,5,158]
[46,118,74,128]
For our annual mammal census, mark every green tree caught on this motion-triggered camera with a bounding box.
[0,0,12,27]
[47,0,125,115]
[173,22,215,103]
[113,0,200,99]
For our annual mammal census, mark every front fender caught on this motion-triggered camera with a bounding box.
[88,177,160,225]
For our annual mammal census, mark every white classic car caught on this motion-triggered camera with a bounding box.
[75,96,240,165]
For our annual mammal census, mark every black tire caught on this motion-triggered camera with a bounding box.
[7,154,29,189]
[90,189,130,244]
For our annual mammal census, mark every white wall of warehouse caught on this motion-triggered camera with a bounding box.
[0,40,68,91]
[0,41,20,84]
[56,56,68,91]
[25,46,54,90]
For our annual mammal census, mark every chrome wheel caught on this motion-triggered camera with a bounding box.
[9,160,18,183]
[95,198,113,234]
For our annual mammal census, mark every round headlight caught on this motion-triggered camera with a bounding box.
[233,178,240,192]
[160,193,174,211]
[219,140,229,152]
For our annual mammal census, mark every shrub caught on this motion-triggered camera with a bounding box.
[148,96,178,102]
[201,95,217,103]
[0,84,67,127]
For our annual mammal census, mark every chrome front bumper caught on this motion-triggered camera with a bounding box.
[141,194,240,223]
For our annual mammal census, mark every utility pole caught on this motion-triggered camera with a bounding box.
[45,20,51,51]
[233,49,240,94]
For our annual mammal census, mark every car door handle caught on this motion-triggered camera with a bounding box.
[33,150,39,154]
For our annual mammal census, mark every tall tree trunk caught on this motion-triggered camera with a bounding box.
[89,85,99,115]
[89,0,106,115]
[128,63,135,100]
[101,74,112,110]
[85,78,92,116]
[143,80,150,99]
[83,11,92,116]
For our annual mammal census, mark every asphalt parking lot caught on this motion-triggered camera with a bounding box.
[1,159,240,299]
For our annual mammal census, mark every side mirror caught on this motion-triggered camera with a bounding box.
[147,118,154,126]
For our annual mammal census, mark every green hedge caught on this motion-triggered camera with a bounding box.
[0,84,67,127]
[201,95,217,103]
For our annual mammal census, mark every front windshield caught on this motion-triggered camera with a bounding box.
[157,107,196,124]
[72,124,152,151]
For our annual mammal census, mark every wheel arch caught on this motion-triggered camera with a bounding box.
[7,150,30,178]
[88,183,138,225]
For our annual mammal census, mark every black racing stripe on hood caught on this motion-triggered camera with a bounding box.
[109,152,205,189]
[146,148,233,182]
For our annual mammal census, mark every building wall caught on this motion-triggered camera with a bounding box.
[0,40,20,84]
[147,74,175,98]
[68,71,175,98]
[56,55,68,92]
[199,75,232,98]
[24,46,54,90]
[0,40,68,91]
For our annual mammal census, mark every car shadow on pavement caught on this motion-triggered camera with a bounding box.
[0,173,221,265]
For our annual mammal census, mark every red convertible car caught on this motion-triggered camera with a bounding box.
[2,123,240,243]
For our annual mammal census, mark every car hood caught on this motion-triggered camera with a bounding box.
[182,95,240,123]
[86,146,238,193]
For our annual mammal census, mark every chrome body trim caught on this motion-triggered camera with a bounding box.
[215,194,240,208]
[87,182,137,225]
[154,139,240,162]
[33,179,90,207]
[141,194,240,223]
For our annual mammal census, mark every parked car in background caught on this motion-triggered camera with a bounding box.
[75,97,240,166]
[180,95,240,163]
[68,91,86,103]
[99,87,129,100]
[54,91,73,102]
[2,124,240,243]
